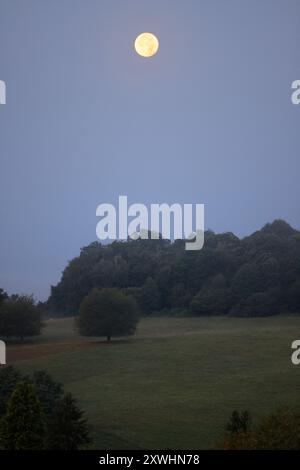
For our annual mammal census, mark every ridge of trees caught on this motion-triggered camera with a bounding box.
[47,220,300,317]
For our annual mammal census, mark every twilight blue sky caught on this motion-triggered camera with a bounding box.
[0,0,299,299]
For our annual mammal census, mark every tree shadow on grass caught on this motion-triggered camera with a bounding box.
[96,338,135,346]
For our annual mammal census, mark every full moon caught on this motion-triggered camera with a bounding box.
[134,33,159,58]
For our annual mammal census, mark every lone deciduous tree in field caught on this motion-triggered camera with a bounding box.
[0,382,45,450]
[0,295,43,341]
[78,288,139,341]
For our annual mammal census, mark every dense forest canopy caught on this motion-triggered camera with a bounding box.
[47,220,300,317]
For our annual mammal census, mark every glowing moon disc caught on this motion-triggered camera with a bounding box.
[135,33,159,58]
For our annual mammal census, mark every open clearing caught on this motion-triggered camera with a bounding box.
[6,315,300,449]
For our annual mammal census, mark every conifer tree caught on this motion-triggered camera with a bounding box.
[0,382,45,450]
[45,393,90,450]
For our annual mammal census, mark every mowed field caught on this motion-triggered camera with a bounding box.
[6,315,300,449]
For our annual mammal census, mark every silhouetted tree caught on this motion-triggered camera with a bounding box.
[30,370,64,417]
[0,295,43,341]
[0,366,23,416]
[0,383,45,450]
[226,410,252,434]
[78,288,139,341]
[45,393,90,450]
[0,288,8,307]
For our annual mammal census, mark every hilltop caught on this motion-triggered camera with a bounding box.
[48,220,300,317]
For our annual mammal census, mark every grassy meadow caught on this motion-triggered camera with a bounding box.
[6,315,300,449]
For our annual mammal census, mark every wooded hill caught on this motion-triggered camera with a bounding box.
[48,220,300,317]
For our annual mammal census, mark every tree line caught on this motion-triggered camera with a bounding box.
[218,408,300,449]
[48,220,300,317]
[0,287,138,342]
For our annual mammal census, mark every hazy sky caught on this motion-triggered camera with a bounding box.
[0,0,299,299]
